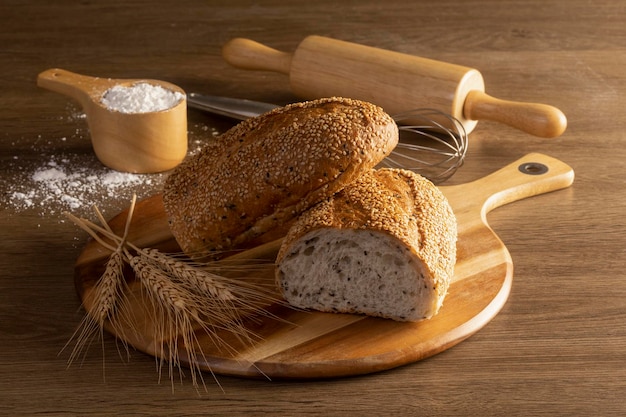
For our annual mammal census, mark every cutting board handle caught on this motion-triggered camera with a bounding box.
[442,153,574,223]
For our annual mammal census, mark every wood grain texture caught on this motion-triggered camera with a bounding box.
[36,68,188,173]
[2,1,626,415]
[73,153,573,379]
[222,36,567,137]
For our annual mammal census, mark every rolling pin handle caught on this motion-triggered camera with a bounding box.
[464,90,567,138]
[222,38,293,75]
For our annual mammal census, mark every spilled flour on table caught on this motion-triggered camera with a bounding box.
[1,108,220,220]
[6,153,161,215]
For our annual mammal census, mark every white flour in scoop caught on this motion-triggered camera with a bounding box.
[101,82,185,113]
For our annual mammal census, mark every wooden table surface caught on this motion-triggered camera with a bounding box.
[1,1,624,415]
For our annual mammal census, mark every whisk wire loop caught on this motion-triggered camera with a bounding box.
[186,94,468,184]
[385,108,468,183]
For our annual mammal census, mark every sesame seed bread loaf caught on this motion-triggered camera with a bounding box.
[163,97,398,256]
[275,168,457,322]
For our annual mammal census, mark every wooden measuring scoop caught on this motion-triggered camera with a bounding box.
[37,68,187,173]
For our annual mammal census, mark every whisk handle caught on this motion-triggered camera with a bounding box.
[222,38,293,74]
[464,90,567,138]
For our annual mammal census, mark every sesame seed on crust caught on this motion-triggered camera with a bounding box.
[276,168,458,309]
[162,97,398,256]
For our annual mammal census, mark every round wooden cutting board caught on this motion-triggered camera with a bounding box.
[74,153,574,379]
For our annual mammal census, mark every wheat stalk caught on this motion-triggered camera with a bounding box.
[142,248,236,302]
[144,248,292,331]
[61,197,137,375]
[63,194,285,392]
[128,254,215,391]
[62,251,128,373]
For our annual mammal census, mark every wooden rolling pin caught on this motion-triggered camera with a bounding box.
[222,36,567,138]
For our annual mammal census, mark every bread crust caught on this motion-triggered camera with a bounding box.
[162,97,398,256]
[276,168,457,321]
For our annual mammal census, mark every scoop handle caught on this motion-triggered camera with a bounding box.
[222,38,293,74]
[464,90,567,138]
[37,68,115,108]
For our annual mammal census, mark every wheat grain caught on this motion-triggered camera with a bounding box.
[142,248,291,332]
[128,254,218,392]
[62,249,131,379]
[129,253,259,347]
[92,251,126,325]
[141,248,236,302]
[63,195,289,392]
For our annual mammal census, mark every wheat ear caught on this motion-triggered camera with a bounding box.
[61,197,136,373]
[128,254,223,392]
[64,194,289,392]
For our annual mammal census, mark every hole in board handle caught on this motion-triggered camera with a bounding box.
[518,162,549,175]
